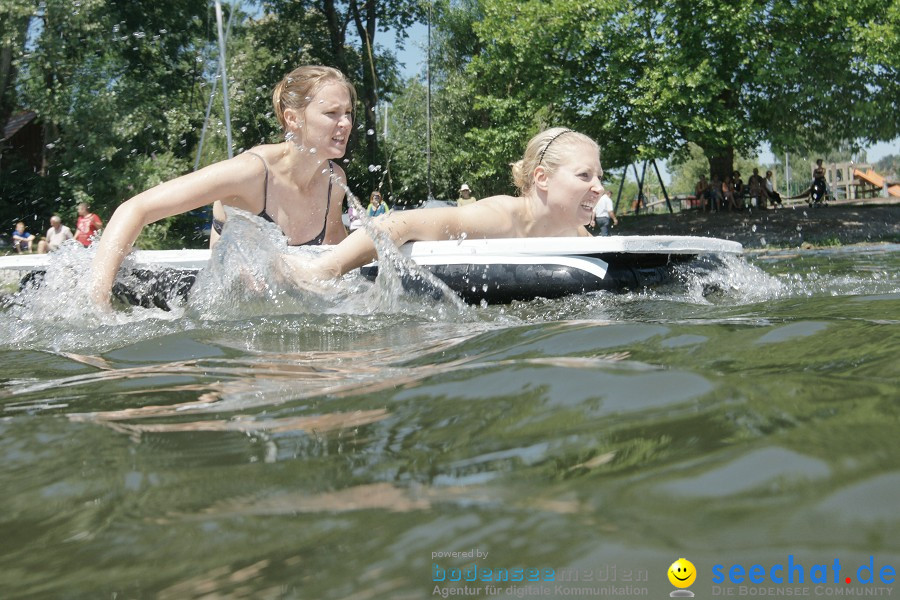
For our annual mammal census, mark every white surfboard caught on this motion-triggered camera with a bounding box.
[1,235,743,306]
[0,235,741,271]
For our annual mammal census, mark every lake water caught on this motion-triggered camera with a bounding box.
[1,237,898,598]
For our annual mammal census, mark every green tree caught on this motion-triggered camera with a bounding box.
[429,0,900,189]
[875,155,899,178]
[4,0,221,244]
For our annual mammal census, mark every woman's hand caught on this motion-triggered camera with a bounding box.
[279,253,340,292]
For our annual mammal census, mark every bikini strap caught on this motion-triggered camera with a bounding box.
[325,160,334,214]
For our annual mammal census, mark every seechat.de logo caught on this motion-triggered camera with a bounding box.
[668,558,696,598]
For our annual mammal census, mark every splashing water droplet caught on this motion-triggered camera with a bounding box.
[751,224,757,232]
[366,129,375,136]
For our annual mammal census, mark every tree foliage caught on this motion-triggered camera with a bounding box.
[429,0,899,190]
[1,0,422,246]
[1,0,216,243]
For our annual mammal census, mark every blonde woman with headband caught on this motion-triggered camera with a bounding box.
[296,127,606,281]
[91,65,355,306]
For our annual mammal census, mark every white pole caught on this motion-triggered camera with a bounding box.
[785,152,790,196]
[214,0,233,158]
[426,0,433,201]
[195,5,236,170]
[383,103,388,139]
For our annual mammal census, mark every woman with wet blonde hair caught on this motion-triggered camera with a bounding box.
[92,65,356,306]
[270,65,357,133]
[295,127,606,281]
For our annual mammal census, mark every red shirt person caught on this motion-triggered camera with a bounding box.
[74,202,103,247]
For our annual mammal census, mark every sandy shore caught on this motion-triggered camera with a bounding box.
[612,201,900,249]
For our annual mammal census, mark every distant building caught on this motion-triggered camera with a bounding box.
[1,110,43,174]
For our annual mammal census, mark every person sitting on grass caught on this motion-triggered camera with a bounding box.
[12,222,34,253]
[37,215,74,253]
[694,175,710,211]
[765,170,783,208]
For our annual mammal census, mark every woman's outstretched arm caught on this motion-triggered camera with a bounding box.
[296,200,514,280]
[90,155,264,306]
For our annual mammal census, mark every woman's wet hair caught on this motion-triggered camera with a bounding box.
[272,65,357,131]
[511,127,599,193]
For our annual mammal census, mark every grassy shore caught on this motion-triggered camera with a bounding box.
[613,202,900,249]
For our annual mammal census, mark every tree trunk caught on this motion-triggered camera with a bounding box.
[350,0,380,192]
[708,147,734,182]
[322,0,349,74]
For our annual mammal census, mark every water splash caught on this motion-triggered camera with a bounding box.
[675,253,788,304]
[327,178,469,318]
[0,242,188,352]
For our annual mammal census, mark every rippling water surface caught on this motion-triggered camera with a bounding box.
[1,236,898,599]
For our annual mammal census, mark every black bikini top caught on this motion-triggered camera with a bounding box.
[212,151,334,246]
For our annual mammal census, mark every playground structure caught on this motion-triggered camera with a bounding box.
[610,159,899,215]
[817,161,900,200]
[853,167,900,198]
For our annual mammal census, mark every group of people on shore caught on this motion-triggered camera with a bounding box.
[10,203,103,254]
[694,168,783,212]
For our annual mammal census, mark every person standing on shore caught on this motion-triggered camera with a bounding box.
[592,192,618,235]
[810,159,828,206]
[74,203,103,247]
[457,184,476,207]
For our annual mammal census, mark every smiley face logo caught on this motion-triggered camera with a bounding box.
[668,558,697,588]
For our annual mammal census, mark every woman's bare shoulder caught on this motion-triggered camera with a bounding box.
[455,195,523,237]
[477,194,519,205]
[188,151,267,187]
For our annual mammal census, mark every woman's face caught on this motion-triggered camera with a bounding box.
[295,81,353,159]
[545,143,605,226]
